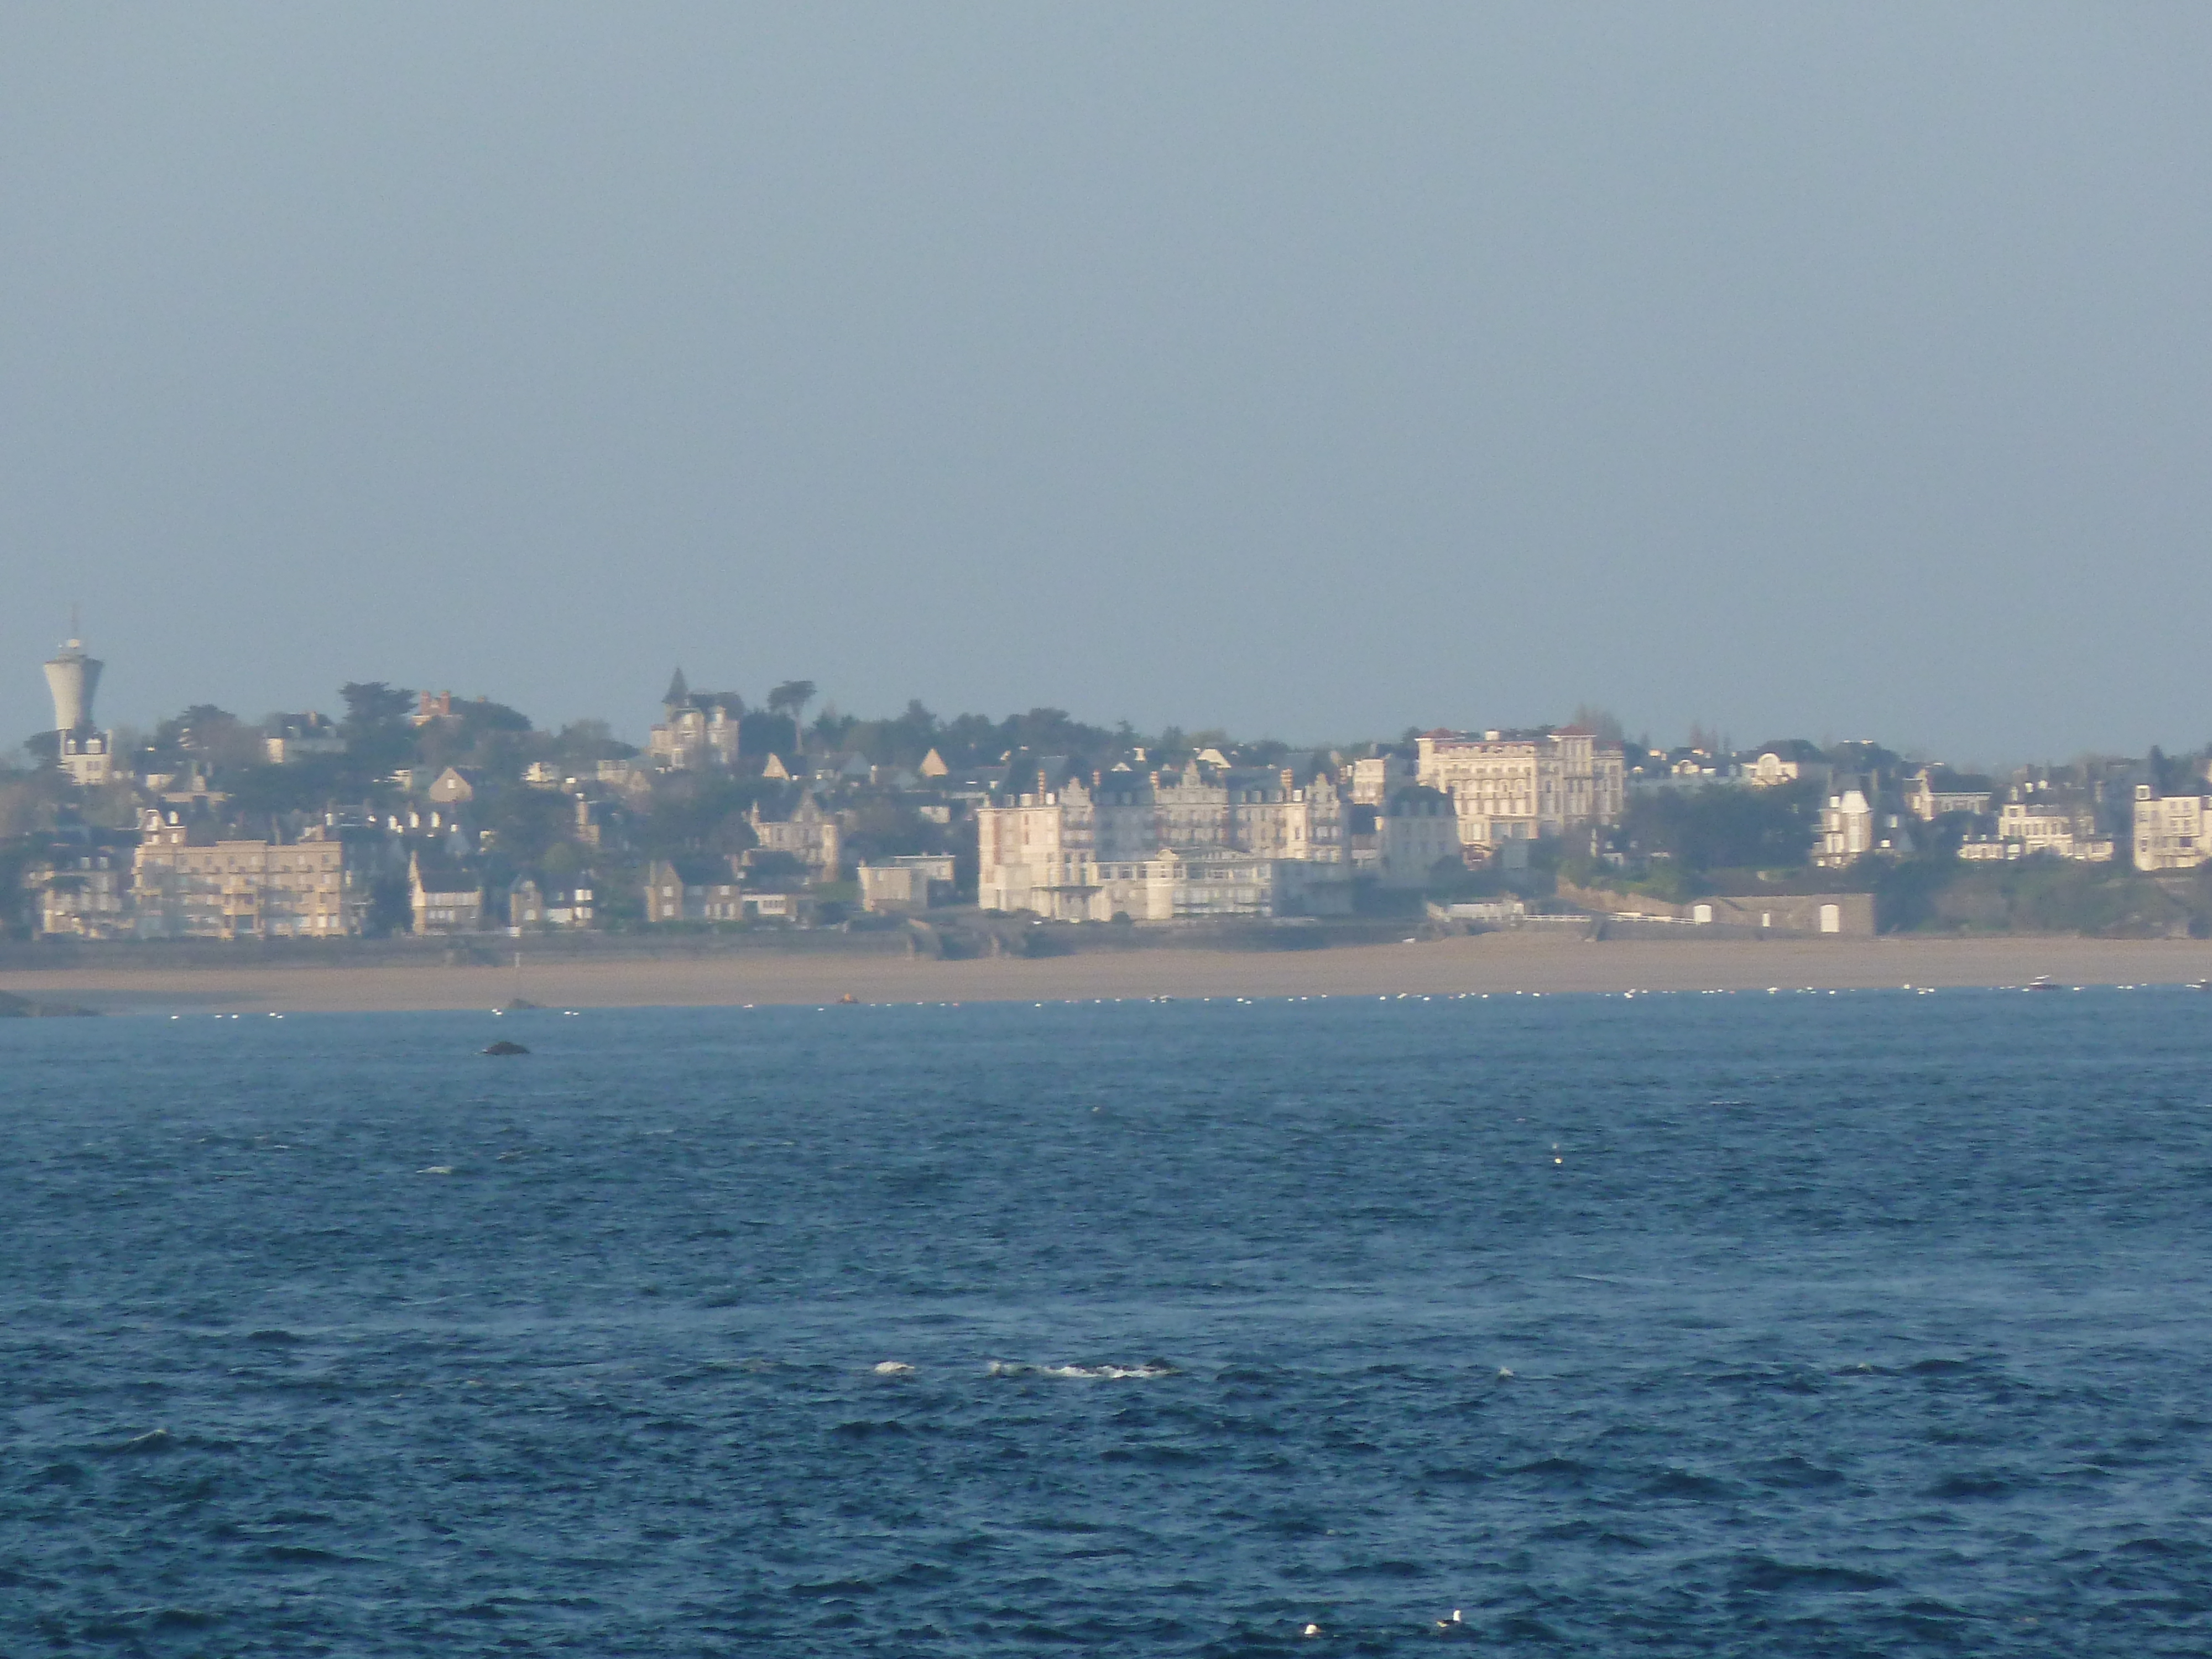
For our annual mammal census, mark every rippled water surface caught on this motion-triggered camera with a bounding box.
[6,987,2212,1655]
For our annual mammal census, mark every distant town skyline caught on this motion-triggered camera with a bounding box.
[8,615,2209,776]
[20,639,2209,947]
[6,7,2210,761]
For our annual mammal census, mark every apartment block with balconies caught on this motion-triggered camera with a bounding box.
[977,765,1353,919]
[131,809,366,938]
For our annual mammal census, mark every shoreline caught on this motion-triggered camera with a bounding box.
[2,933,2208,1014]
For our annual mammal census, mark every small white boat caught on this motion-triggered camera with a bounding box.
[2023,975,2063,992]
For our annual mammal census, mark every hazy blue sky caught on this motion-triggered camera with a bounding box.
[4,4,2208,763]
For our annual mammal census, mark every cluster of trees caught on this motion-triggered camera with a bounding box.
[1619,780,1819,875]
[1573,779,1822,899]
[806,702,1155,773]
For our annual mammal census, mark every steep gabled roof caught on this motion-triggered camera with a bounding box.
[668,855,738,889]
[409,851,481,898]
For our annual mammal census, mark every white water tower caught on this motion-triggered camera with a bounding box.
[44,633,102,733]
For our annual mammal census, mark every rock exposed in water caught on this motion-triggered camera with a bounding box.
[482,1039,530,1056]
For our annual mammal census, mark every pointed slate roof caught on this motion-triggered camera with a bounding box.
[408,849,481,898]
[662,667,690,707]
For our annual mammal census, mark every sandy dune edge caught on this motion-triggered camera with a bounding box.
[3,933,2209,1014]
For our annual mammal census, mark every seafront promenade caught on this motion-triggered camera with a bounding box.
[3,932,2208,1014]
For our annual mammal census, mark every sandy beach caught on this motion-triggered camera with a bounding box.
[3,932,2209,1014]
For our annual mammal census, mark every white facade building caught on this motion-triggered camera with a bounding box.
[1413,727,1625,853]
[1906,768,1993,821]
[57,728,117,786]
[1349,750,1413,806]
[1960,795,2116,863]
[858,855,957,914]
[977,770,1353,920]
[2001,800,2112,861]
[2133,786,2212,871]
[1350,786,1462,885]
[1814,776,1919,868]
[985,845,1352,924]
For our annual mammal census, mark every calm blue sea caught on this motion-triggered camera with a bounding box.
[5,987,2212,1655]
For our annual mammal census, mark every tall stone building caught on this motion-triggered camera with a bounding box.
[25,833,135,938]
[746,792,842,881]
[977,765,1355,920]
[132,810,368,938]
[2133,785,2212,871]
[1413,726,1625,853]
[648,670,745,770]
[408,851,484,933]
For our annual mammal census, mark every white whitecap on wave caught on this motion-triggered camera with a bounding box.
[987,1359,1177,1380]
[872,1361,915,1375]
